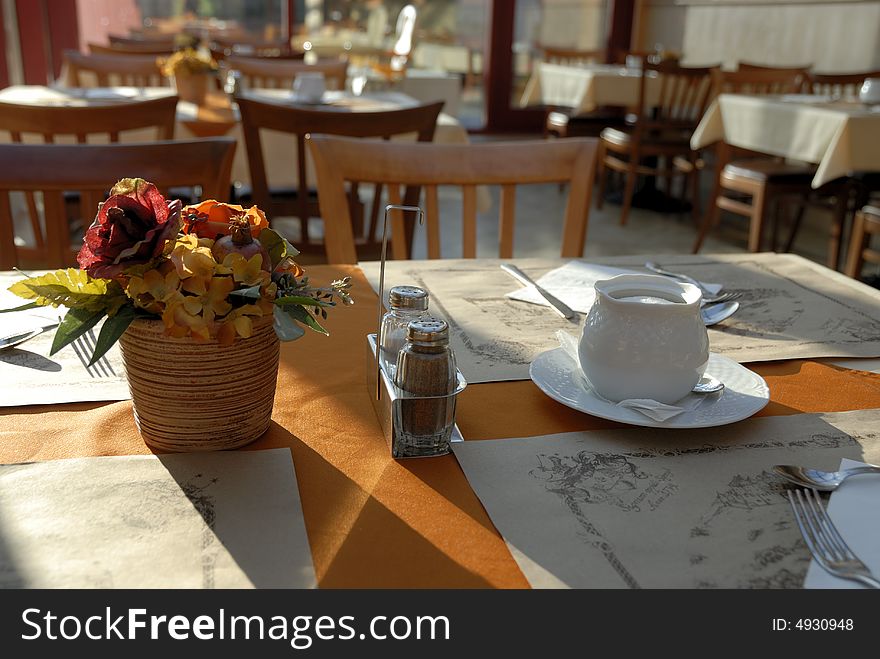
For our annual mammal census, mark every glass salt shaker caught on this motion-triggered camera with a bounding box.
[393,318,458,458]
[378,285,428,379]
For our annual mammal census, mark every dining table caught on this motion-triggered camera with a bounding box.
[2,253,880,588]
[519,62,658,114]
[691,93,880,189]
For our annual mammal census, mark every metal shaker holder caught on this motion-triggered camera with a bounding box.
[365,204,467,458]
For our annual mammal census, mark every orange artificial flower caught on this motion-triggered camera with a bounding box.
[181,200,269,240]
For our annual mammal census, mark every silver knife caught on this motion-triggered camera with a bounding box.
[500,263,577,320]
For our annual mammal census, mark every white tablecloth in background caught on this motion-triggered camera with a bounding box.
[691,93,880,188]
[520,62,658,114]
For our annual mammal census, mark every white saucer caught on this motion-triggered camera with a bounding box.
[529,349,769,429]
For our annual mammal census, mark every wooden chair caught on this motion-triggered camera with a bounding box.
[845,205,880,280]
[62,50,168,87]
[716,67,809,95]
[0,95,177,143]
[737,62,811,77]
[236,97,443,256]
[693,68,850,266]
[308,135,598,264]
[540,46,604,66]
[224,56,348,90]
[596,58,715,225]
[0,138,236,270]
[540,46,629,140]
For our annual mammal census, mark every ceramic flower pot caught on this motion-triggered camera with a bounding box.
[173,73,210,105]
[578,274,709,404]
[119,314,279,452]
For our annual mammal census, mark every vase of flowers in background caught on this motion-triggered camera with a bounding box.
[159,48,217,105]
[6,179,353,452]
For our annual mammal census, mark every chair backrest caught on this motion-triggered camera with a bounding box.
[62,50,168,87]
[810,71,880,97]
[89,42,175,56]
[236,97,443,224]
[224,56,347,90]
[737,62,811,75]
[714,68,807,96]
[308,135,598,264]
[541,46,604,66]
[108,34,177,48]
[0,95,178,143]
[0,138,236,269]
[636,59,715,131]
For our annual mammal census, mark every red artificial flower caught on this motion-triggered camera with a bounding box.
[77,178,182,279]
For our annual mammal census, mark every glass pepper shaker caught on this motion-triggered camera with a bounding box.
[378,285,429,379]
[393,317,457,458]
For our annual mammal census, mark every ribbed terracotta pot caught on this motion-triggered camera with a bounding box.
[119,315,279,452]
[173,73,210,105]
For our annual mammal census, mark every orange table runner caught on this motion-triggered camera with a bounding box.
[2,264,880,588]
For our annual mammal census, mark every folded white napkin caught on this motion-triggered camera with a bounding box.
[508,261,722,314]
[555,331,703,422]
[803,458,880,589]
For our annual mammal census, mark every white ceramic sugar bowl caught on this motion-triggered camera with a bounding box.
[578,274,710,404]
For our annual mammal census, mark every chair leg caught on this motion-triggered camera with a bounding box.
[844,210,867,279]
[619,159,638,226]
[783,202,807,253]
[827,191,848,270]
[748,183,770,253]
[689,164,701,226]
[596,145,608,210]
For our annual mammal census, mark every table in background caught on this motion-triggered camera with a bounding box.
[691,93,880,189]
[3,257,880,587]
[520,62,658,114]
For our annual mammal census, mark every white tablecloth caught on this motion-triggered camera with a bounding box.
[520,62,657,114]
[691,93,880,188]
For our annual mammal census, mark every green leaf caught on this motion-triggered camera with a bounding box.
[8,269,125,313]
[229,284,263,300]
[287,305,328,335]
[88,305,137,365]
[0,302,39,313]
[273,306,305,341]
[49,306,108,356]
[275,295,333,307]
[260,228,300,270]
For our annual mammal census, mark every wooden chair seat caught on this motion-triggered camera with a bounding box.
[845,205,880,280]
[546,109,628,139]
[600,126,693,150]
[723,159,817,182]
[308,136,598,264]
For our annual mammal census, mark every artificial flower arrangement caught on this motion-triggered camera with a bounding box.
[5,178,353,364]
[158,48,218,77]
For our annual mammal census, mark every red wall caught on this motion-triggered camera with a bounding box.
[13,0,79,84]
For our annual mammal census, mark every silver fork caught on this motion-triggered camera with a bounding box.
[643,262,743,305]
[788,488,880,588]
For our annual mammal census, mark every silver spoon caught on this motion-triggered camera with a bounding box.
[702,300,739,326]
[773,464,880,491]
[0,322,59,350]
[692,374,724,394]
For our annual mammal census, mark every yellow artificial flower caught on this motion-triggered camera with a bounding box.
[126,267,183,313]
[222,252,269,287]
